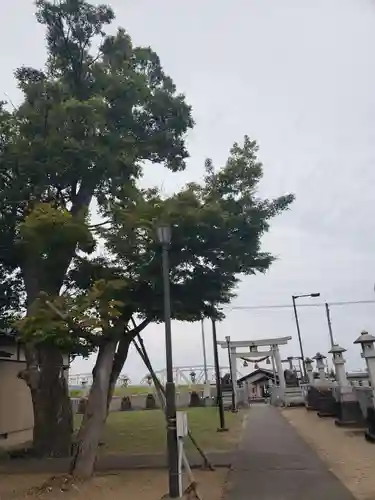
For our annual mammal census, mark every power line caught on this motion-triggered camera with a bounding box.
[223,299,375,311]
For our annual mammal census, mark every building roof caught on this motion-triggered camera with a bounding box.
[238,368,279,384]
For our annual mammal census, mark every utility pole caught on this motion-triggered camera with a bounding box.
[201,319,208,384]
[325,302,335,348]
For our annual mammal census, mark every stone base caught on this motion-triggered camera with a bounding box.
[317,411,335,418]
[365,406,375,444]
[335,400,365,428]
[306,386,337,416]
[335,418,366,429]
[365,430,375,443]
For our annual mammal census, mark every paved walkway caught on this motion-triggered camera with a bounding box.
[224,404,355,500]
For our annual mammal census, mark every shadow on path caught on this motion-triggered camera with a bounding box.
[223,404,355,500]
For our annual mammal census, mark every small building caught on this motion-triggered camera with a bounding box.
[238,368,279,401]
[0,331,69,450]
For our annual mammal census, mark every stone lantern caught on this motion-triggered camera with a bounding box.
[354,331,375,394]
[329,344,348,387]
[304,357,314,385]
[313,352,327,382]
[287,356,294,371]
[354,331,375,440]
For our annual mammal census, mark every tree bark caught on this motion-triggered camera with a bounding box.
[106,336,132,411]
[105,319,150,411]
[70,340,117,479]
[19,189,95,458]
[20,345,73,457]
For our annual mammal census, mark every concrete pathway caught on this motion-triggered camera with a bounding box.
[224,404,355,500]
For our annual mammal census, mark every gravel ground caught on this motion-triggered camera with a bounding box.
[0,469,228,499]
[282,408,375,500]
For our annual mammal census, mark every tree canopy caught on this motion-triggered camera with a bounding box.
[0,0,294,464]
[0,0,193,307]
[0,0,194,458]
[17,136,294,356]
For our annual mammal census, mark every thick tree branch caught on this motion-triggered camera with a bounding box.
[43,299,97,343]
[88,220,111,229]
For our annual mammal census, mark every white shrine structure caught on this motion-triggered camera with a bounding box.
[217,336,305,407]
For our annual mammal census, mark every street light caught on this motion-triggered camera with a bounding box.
[156,224,179,498]
[212,319,227,432]
[292,292,320,380]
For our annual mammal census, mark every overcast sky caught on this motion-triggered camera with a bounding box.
[3,0,375,381]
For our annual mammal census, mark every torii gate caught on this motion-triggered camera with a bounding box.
[217,336,292,407]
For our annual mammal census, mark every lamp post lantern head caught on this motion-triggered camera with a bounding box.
[225,336,230,343]
[156,224,171,245]
[328,344,346,361]
[293,292,320,300]
[313,352,326,371]
[305,357,313,368]
[354,330,375,352]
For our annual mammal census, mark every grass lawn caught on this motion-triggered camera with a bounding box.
[113,384,206,397]
[70,384,206,398]
[75,407,242,455]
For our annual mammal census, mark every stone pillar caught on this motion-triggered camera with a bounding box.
[329,344,348,387]
[313,352,327,382]
[271,348,277,385]
[273,345,286,392]
[305,357,314,385]
[287,356,294,371]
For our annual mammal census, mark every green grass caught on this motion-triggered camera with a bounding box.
[70,384,206,398]
[74,407,242,455]
[114,384,205,397]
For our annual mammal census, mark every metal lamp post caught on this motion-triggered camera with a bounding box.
[156,224,179,498]
[212,318,227,431]
[292,293,320,380]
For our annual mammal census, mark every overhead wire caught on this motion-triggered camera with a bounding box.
[223,299,375,311]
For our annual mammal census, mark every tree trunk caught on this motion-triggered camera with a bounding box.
[70,340,117,479]
[20,345,73,457]
[106,336,132,411]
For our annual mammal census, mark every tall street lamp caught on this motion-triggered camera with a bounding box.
[212,319,227,432]
[157,224,179,498]
[292,292,320,380]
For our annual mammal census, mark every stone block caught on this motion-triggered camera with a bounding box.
[365,406,375,443]
[145,393,157,410]
[189,391,202,407]
[335,400,366,428]
[121,396,132,411]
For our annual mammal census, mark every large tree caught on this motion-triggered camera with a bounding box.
[19,136,294,477]
[0,0,193,457]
